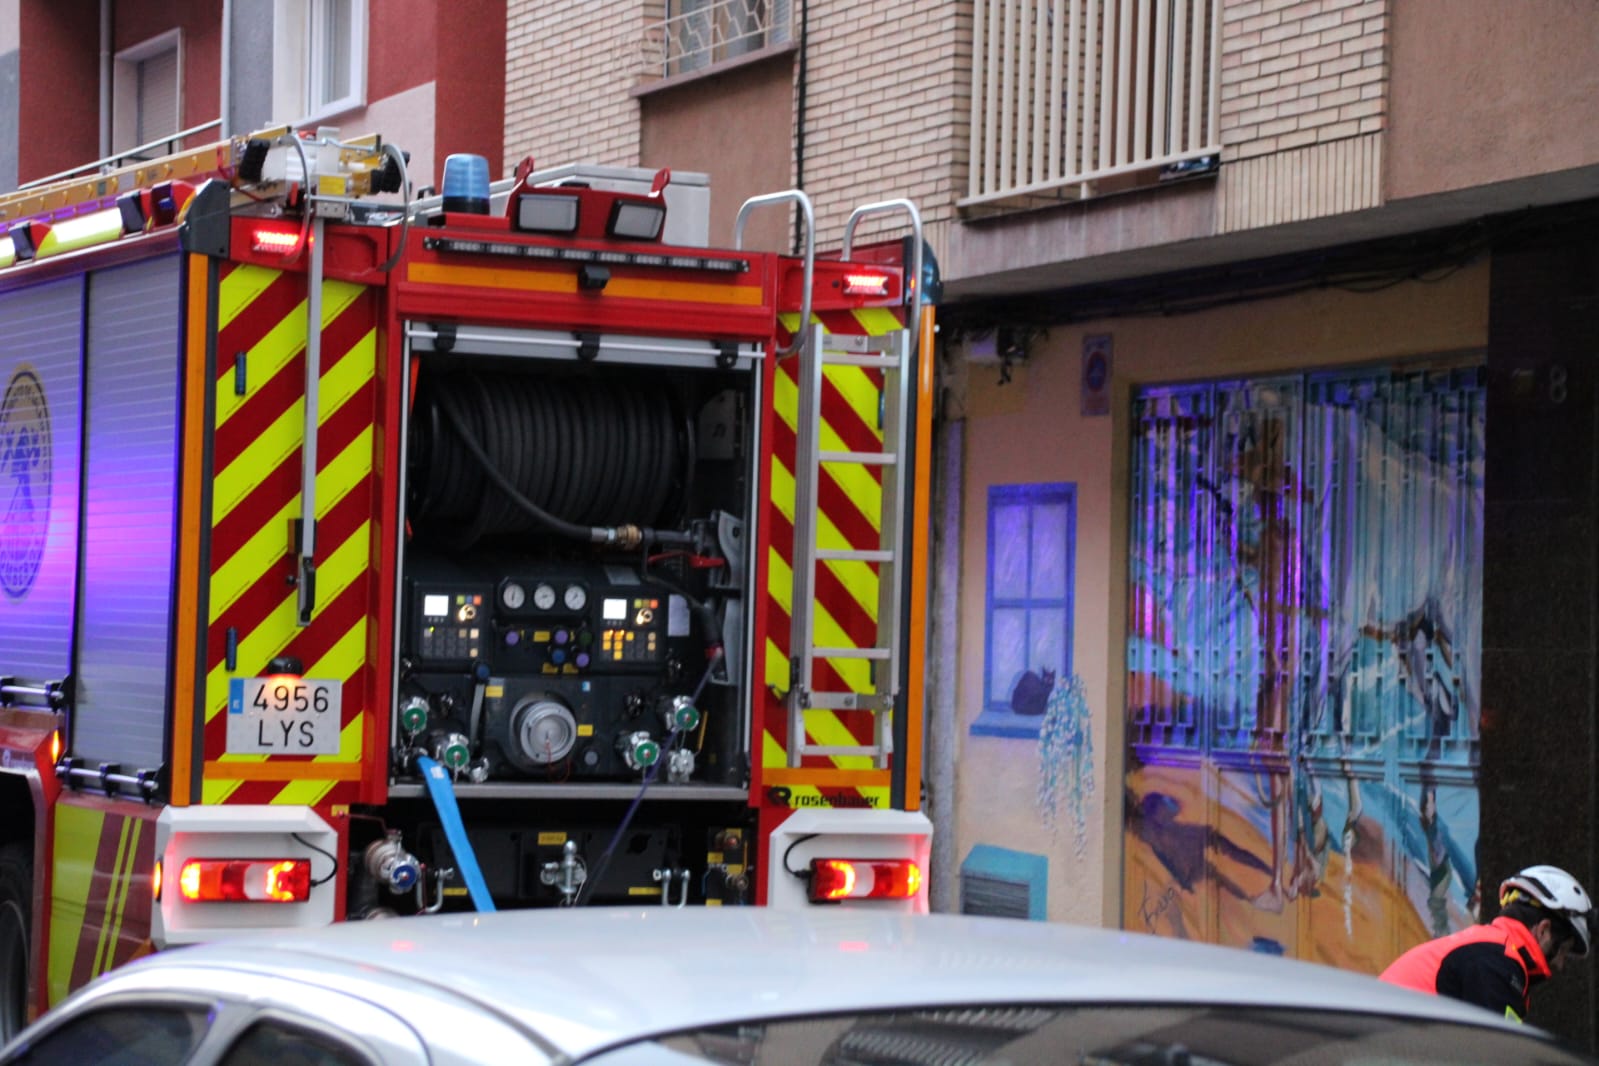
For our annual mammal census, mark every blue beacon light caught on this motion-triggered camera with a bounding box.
[440,153,491,215]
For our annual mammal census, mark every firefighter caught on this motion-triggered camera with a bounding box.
[1379,864,1594,1022]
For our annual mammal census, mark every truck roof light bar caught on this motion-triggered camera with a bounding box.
[421,235,748,273]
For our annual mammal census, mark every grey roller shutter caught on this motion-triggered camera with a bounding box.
[76,254,182,771]
[0,277,84,690]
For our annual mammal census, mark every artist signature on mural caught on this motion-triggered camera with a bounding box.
[1139,881,1180,932]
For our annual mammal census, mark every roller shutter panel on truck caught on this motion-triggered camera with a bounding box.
[75,254,183,772]
[0,277,83,686]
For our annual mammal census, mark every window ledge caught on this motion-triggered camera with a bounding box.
[632,40,798,100]
[969,708,1044,739]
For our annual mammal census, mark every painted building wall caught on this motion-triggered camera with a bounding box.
[638,55,793,251]
[952,260,1489,930]
[1387,0,1599,199]
[16,0,98,182]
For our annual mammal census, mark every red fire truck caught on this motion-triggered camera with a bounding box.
[0,126,934,1035]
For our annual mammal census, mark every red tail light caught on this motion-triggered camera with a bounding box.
[808,858,923,903]
[249,224,303,255]
[178,859,312,903]
[842,272,891,297]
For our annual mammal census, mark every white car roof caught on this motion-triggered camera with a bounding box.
[116,908,1519,1059]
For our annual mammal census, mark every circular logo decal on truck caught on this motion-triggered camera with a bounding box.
[0,367,51,598]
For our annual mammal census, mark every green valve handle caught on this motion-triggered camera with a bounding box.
[434,733,471,771]
[400,698,429,735]
[619,731,660,771]
[664,698,700,733]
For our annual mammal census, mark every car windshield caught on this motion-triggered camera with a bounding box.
[595,1003,1593,1066]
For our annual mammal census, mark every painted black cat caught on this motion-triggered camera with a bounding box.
[1010,668,1056,716]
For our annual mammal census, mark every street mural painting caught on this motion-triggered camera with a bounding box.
[1125,367,1485,973]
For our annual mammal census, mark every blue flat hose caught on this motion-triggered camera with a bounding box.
[416,755,497,912]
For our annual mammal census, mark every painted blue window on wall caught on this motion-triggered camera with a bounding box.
[972,482,1076,739]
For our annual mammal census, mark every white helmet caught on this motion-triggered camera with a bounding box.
[1500,864,1594,957]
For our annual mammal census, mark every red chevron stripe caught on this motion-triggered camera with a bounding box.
[761,595,859,707]
[821,376,887,460]
[768,506,876,648]
[211,386,376,567]
[206,482,375,674]
[214,288,376,471]
[775,359,888,469]
[68,805,130,992]
[214,780,290,805]
[769,419,882,554]
[106,820,155,971]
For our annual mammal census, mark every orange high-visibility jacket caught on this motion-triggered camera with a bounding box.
[1379,916,1552,1022]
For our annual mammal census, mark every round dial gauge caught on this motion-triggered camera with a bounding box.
[532,583,557,610]
[563,584,588,611]
[501,582,526,610]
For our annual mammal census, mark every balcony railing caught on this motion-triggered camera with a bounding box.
[646,0,793,80]
[965,0,1222,210]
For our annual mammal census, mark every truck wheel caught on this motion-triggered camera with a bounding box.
[0,842,30,1043]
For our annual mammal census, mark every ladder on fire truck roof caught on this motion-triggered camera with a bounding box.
[743,196,923,770]
[0,125,398,226]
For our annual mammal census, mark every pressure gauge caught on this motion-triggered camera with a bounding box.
[563,584,588,612]
[502,582,526,610]
[533,583,557,610]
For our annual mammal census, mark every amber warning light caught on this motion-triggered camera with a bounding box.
[808,858,922,903]
[178,858,312,903]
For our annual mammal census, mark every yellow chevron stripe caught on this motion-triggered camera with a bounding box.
[803,708,876,771]
[213,336,376,524]
[210,427,375,623]
[49,804,105,1006]
[857,787,890,807]
[761,733,825,805]
[765,547,871,692]
[215,278,365,428]
[850,307,904,336]
[769,457,879,622]
[765,635,788,690]
[100,818,141,978]
[216,263,282,329]
[773,370,883,531]
[777,309,904,337]
[201,773,246,806]
[205,521,373,722]
[824,363,885,450]
[92,816,132,977]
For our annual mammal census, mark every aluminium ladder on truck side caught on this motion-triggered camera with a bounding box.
[739,195,924,772]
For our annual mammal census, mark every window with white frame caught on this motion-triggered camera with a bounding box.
[112,31,181,159]
[273,0,366,123]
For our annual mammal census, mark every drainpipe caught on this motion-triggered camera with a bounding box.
[791,0,806,254]
[220,0,233,137]
[99,0,111,159]
[927,416,963,912]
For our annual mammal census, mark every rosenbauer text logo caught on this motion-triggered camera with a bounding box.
[0,367,50,598]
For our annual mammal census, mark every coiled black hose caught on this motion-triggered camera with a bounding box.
[409,371,694,548]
